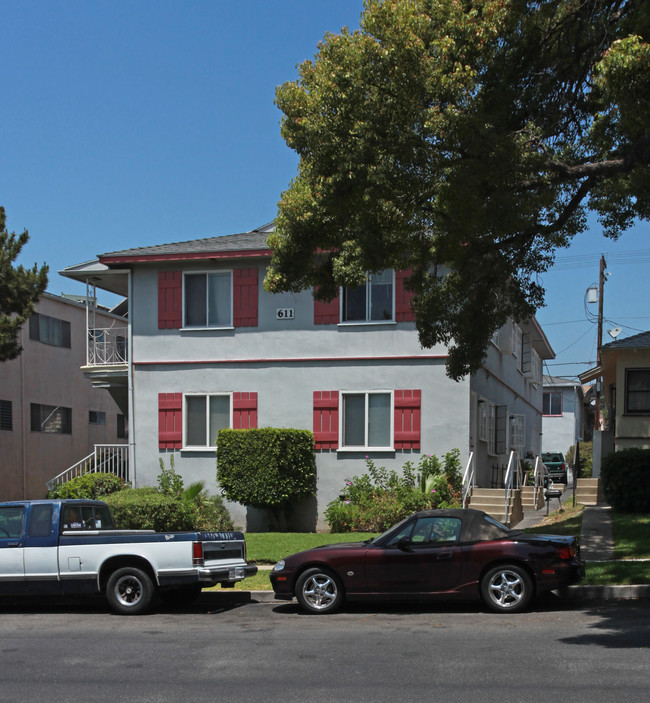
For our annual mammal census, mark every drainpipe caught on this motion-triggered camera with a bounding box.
[127,270,136,487]
[20,324,27,499]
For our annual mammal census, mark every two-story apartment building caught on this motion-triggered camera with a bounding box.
[61,223,554,530]
[0,293,127,500]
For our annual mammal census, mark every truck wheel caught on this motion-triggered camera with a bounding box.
[106,567,154,615]
[159,584,203,607]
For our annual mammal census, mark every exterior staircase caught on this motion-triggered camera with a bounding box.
[467,488,523,527]
[575,478,601,506]
[521,484,545,512]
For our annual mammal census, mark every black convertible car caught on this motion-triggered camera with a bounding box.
[270,509,584,614]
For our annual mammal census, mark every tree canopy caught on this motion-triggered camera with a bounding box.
[265,0,650,379]
[0,207,48,361]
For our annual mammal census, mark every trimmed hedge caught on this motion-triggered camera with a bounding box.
[104,488,196,531]
[47,472,127,499]
[601,448,650,512]
[217,428,316,528]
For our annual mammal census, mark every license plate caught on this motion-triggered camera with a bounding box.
[229,567,245,580]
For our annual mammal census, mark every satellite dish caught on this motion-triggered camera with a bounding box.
[608,327,622,339]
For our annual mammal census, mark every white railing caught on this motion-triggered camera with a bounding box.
[533,456,548,507]
[87,327,128,366]
[462,452,475,508]
[46,444,129,490]
[503,450,523,525]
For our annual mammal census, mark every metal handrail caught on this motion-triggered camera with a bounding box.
[533,456,547,506]
[46,444,129,490]
[461,452,475,508]
[503,450,523,524]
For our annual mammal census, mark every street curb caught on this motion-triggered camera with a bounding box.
[218,585,650,604]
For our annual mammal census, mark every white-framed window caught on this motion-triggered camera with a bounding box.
[512,324,522,359]
[341,270,394,323]
[184,393,231,448]
[183,271,232,328]
[487,404,496,456]
[625,369,650,414]
[491,328,501,350]
[340,391,393,449]
[510,414,525,457]
[543,391,563,416]
[478,400,488,441]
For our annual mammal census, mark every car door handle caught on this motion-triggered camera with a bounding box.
[7,542,21,547]
[437,553,453,561]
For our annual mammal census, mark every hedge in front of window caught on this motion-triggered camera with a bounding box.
[601,448,650,513]
[216,428,316,530]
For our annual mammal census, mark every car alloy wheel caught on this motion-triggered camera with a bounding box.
[296,567,343,614]
[481,564,533,613]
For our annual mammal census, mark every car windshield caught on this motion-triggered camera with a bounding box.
[367,515,413,545]
[542,453,563,462]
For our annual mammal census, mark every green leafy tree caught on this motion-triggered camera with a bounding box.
[265,0,650,379]
[0,207,48,360]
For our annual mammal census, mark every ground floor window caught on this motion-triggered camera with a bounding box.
[341,391,392,449]
[30,404,72,434]
[184,393,231,448]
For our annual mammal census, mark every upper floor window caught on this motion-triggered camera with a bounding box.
[543,392,563,416]
[341,391,392,449]
[30,403,72,434]
[29,313,71,348]
[89,410,106,425]
[184,393,231,448]
[0,399,12,431]
[625,369,650,415]
[342,270,394,323]
[184,271,232,328]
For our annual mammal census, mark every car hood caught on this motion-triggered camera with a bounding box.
[284,541,369,561]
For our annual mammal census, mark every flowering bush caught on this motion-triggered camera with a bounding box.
[325,451,462,532]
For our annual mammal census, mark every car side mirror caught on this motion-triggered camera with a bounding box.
[397,536,413,552]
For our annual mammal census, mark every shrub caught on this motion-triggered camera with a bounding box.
[601,448,650,512]
[325,451,463,532]
[566,442,593,479]
[217,428,316,530]
[104,488,196,531]
[47,472,127,499]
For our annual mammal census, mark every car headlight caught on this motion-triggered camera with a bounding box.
[272,560,285,572]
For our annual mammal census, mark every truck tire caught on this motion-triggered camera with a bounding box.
[106,566,154,615]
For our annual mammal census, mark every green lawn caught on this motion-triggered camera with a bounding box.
[244,531,377,564]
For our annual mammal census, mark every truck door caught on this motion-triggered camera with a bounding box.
[0,504,26,593]
[23,503,60,593]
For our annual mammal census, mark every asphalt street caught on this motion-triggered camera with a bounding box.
[0,593,648,703]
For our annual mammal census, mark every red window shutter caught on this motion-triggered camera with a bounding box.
[395,269,415,322]
[394,389,421,449]
[314,293,340,325]
[158,272,182,329]
[313,391,339,449]
[233,392,258,429]
[159,393,182,449]
[233,268,258,327]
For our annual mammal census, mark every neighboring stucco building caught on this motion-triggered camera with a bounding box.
[0,293,127,499]
[61,223,554,530]
[541,375,586,456]
[581,331,650,469]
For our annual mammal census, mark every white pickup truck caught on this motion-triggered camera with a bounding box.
[0,499,257,614]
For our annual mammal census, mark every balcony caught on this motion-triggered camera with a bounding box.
[88,327,128,366]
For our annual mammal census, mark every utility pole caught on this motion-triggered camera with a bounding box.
[594,254,606,430]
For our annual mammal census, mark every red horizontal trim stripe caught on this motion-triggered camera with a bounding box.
[134,354,448,366]
[99,249,272,264]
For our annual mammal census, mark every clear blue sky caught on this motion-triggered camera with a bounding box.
[2,0,648,381]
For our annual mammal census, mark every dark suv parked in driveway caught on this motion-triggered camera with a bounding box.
[541,452,568,484]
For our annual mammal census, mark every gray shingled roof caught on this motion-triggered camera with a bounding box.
[100,223,274,259]
[601,330,650,350]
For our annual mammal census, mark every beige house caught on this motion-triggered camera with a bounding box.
[580,330,650,471]
[0,293,128,499]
